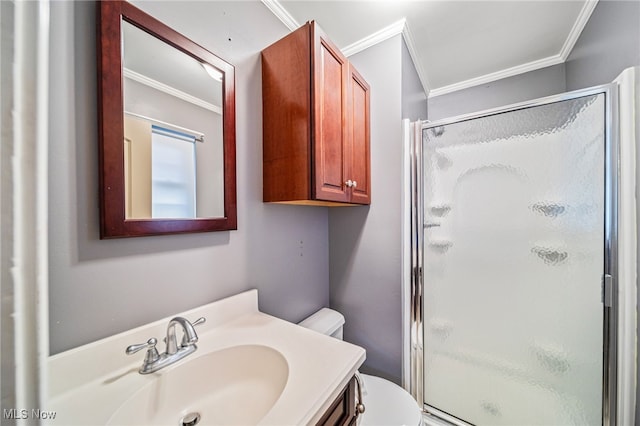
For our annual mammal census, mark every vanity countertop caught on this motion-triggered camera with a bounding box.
[47,290,366,425]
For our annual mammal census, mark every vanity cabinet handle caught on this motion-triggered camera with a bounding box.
[345,180,353,188]
[352,180,357,188]
[354,374,366,416]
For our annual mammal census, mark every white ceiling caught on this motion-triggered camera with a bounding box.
[263,0,597,97]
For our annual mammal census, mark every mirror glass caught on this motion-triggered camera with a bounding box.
[122,20,224,219]
[97,0,236,238]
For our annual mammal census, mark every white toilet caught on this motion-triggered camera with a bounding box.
[299,308,423,426]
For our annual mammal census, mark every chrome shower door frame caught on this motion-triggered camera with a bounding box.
[409,83,619,426]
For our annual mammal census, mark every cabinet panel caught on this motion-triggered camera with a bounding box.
[262,25,312,203]
[348,65,371,204]
[313,29,349,203]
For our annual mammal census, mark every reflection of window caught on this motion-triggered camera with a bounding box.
[151,125,197,218]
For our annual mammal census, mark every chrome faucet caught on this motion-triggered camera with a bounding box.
[126,316,205,374]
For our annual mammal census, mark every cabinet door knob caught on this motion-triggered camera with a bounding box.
[352,181,357,188]
[345,180,353,188]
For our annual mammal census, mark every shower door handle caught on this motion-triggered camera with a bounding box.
[602,274,613,307]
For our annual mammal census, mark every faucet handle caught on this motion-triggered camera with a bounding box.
[126,337,157,355]
[126,338,160,364]
[192,317,206,327]
[181,317,206,346]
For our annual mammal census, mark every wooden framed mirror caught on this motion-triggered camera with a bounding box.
[97,1,236,238]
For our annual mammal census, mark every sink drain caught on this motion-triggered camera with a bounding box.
[180,412,201,426]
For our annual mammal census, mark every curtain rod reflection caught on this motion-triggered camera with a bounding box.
[124,111,205,143]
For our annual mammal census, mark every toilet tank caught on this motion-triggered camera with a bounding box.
[298,308,345,340]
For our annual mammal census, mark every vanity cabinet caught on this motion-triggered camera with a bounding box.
[262,21,371,206]
[317,376,358,426]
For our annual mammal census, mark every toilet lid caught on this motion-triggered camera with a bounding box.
[358,374,422,426]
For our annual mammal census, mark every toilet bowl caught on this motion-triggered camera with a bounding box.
[299,308,423,426]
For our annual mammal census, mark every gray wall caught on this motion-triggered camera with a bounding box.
[48,1,330,354]
[565,0,640,91]
[330,35,427,384]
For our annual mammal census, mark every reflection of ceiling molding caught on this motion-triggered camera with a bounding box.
[123,68,222,115]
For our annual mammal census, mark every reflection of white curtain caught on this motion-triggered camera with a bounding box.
[151,125,197,218]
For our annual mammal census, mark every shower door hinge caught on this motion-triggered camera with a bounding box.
[602,274,613,307]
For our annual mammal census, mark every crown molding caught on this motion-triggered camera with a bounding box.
[342,19,431,95]
[342,18,406,57]
[428,54,564,98]
[559,0,598,60]
[260,1,431,95]
[262,0,596,100]
[261,0,299,31]
[430,0,598,98]
[401,22,431,95]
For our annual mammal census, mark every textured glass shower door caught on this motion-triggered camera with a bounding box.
[422,94,607,425]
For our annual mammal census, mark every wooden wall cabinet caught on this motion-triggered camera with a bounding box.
[262,21,371,206]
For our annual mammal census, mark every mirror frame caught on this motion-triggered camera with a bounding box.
[97,1,237,238]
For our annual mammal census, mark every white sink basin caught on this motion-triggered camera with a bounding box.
[107,345,289,426]
[48,291,365,425]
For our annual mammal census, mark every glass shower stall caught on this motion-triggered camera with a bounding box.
[408,85,619,426]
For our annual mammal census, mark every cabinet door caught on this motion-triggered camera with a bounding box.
[312,24,350,203]
[316,376,357,426]
[347,65,371,205]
